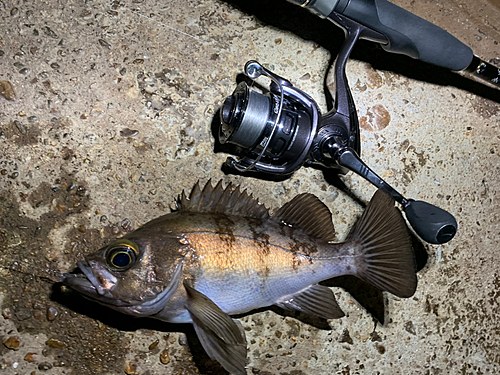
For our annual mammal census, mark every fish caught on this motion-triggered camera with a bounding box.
[62,180,417,374]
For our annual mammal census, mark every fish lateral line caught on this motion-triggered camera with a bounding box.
[182,230,353,261]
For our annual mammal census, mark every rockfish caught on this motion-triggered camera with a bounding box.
[62,180,417,374]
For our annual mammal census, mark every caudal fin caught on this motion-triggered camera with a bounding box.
[348,190,417,298]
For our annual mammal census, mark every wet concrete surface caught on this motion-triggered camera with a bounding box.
[0,0,499,374]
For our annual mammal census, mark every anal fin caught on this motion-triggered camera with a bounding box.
[184,281,247,375]
[276,284,344,320]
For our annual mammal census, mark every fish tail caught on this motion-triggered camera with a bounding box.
[346,190,417,298]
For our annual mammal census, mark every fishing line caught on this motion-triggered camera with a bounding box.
[0,265,61,284]
[107,1,204,43]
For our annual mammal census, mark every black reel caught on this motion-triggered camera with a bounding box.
[217,16,458,245]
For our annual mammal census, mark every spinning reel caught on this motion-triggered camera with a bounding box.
[217,13,459,245]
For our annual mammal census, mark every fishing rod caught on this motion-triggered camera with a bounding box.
[286,0,500,87]
[215,0,499,245]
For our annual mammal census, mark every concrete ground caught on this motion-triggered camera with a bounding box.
[1,0,499,374]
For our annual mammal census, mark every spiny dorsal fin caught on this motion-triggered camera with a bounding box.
[272,193,335,241]
[174,179,269,219]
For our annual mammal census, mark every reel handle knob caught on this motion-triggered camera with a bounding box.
[403,200,457,244]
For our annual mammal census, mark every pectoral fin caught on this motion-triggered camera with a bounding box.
[276,284,345,319]
[184,281,247,375]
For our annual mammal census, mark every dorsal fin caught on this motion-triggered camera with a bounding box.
[272,193,335,241]
[174,180,269,219]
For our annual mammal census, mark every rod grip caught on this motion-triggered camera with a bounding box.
[340,0,473,71]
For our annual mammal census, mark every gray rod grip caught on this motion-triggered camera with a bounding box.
[340,0,473,71]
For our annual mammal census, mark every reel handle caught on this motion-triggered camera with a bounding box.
[334,147,457,244]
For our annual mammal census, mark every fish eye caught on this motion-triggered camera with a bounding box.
[106,240,139,270]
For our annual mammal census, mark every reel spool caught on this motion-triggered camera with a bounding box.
[219,61,319,175]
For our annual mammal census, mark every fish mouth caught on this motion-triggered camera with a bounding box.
[62,259,185,315]
[61,260,129,307]
[77,260,103,292]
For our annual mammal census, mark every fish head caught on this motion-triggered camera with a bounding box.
[62,233,185,317]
